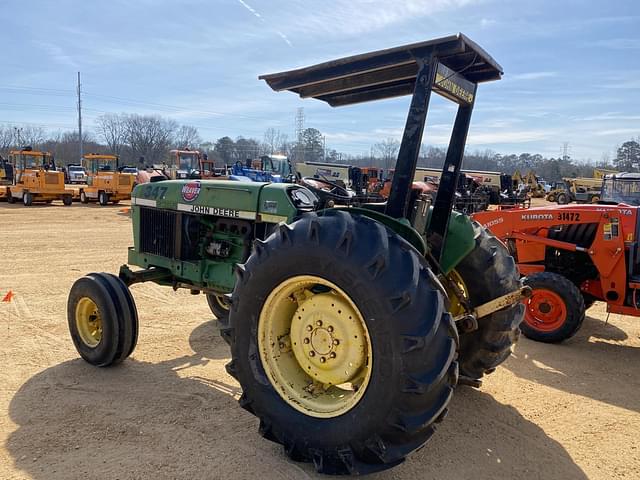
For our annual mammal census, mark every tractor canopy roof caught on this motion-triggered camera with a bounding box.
[83,154,118,160]
[9,150,51,157]
[259,33,502,107]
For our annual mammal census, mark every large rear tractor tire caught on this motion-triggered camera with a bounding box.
[67,273,139,366]
[556,192,569,204]
[206,293,230,325]
[454,223,524,381]
[521,272,585,343]
[225,211,458,475]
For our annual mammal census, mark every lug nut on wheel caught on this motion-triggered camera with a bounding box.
[309,351,315,357]
[303,338,310,344]
[320,357,326,363]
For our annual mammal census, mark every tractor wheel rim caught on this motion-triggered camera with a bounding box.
[524,288,567,331]
[214,295,230,311]
[258,275,372,418]
[75,297,103,347]
[446,269,469,317]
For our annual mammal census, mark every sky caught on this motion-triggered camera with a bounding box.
[0,0,638,162]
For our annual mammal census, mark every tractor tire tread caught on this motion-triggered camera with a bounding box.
[455,222,524,380]
[227,210,457,475]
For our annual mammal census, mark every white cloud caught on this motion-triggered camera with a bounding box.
[585,38,640,50]
[35,41,79,69]
[279,0,478,38]
[510,71,557,81]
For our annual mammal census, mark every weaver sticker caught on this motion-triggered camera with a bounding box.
[181,181,201,202]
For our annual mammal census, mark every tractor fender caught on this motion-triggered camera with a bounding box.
[329,206,476,274]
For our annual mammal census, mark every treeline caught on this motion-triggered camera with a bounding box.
[1,114,637,181]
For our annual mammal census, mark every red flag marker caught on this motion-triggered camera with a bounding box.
[2,290,14,302]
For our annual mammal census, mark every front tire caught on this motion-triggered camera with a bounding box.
[521,272,585,343]
[454,223,524,381]
[23,192,32,206]
[226,211,458,475]
[98,191,109,206]
[63,195,72,206]
[67,273,139,366]
[556,192,569,204]
[206,293,230,325]
[80,190,88,204]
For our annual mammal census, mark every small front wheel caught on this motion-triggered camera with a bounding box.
[206,293,230,325]
[521,272,585,343]
[67,273,139,366]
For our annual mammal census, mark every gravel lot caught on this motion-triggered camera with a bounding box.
[0,201,638,479]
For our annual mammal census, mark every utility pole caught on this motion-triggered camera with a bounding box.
[77,71,83,161]
[561,141,570,162]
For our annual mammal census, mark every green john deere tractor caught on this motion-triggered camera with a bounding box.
[67,34,527,475]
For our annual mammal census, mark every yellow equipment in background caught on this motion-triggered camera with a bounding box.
[593,168,618,179]
[79,154,135,206]
[513,170,545,198]
[0,155,15,200]
[7,148,73,206]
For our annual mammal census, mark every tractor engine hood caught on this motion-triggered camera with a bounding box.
[131,179,313,224]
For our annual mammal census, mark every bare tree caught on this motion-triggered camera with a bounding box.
[373,137,400,171]
[96,113,126,156]
[173,125,201,149]
[18,126,46,149]
[0,126,14,154]
[263,127,287,154]
[123,114,177,166]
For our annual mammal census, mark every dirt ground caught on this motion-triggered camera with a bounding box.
[0,200,638,480]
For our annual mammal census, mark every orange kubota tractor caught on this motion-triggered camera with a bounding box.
[473,172,640,343]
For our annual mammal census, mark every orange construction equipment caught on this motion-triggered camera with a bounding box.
[472,173,640,343]
[79,154,135,205]
[7,148,73,206]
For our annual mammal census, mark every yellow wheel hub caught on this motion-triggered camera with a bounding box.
[446,269,469,317]
[258,276,372,418]
[214,295,230,311]
[75,297,103,348]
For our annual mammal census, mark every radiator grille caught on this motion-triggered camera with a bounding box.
[140,207,177,258]
[45,173,60,185]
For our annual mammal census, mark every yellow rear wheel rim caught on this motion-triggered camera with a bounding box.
[446,269,469,317]
[258,275,372,418]
[75,297,103,348]
[214,295,230,311]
